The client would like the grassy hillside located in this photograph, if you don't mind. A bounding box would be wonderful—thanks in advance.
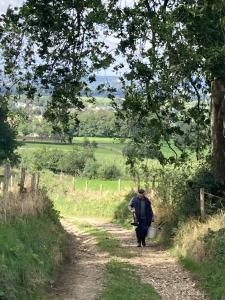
[0,189,67,300]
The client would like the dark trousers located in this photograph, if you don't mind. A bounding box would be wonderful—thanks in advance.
[135,219,149,243]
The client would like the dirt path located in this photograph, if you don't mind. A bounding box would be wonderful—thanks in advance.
[94,221,209,300]
[47,220,108,300]
[48,218,209,300]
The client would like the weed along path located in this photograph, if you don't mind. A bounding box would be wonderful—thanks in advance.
[48,218,209,300]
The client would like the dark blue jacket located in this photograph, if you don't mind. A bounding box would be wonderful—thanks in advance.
[130,196,153,226]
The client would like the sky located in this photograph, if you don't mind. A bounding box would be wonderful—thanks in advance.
[0,0,23,13]
[0,0,128,77]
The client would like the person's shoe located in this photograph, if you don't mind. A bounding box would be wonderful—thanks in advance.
[137,242,141,247]
[141,239,146,247]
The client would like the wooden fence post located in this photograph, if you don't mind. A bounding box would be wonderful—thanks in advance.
[73,177,75,191]
[36,173,40,190]
[19,168,26,193]
[100,184,103,195]
[118,179,121,192]
[200,188,205,220]
[3,164,11,194]
[31,173,36,192]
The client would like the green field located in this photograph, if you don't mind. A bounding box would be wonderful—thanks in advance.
[73,178,136,192]
[17,138,183,179]
[18,137,178,160]
[18,137,127,166]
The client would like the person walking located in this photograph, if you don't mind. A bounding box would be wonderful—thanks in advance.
[128,188,154,247]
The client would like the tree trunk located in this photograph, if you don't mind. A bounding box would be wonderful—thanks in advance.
[211,79,225,185]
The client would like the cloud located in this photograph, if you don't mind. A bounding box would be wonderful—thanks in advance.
[0,0,23,13]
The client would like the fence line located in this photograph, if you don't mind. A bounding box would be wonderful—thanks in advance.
[0,165,44,220]
[72,178,131,194]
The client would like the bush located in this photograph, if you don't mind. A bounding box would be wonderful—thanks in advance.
[20,148,96,175]
[91,141,98,148]
[155,160,221,225]
[20,148,63,172]
[100,164,122,179]
[59,149,95,175]
[83,161,101,179]
[82,138,91,147]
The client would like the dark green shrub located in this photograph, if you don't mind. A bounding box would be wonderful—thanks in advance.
[155,160,221,224]
[91,141,98,148]
[83,161,101,179]
[58,149,95,175]
[100,165,122,179]
[82,138,91,147]
[20,148,95,175]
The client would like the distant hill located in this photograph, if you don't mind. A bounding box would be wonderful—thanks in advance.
[1,75,124,98]
[89,75,124,97]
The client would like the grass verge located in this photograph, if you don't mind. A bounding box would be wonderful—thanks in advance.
[98,260,161,300]
[179,255,225,300]
[0,211,67,299]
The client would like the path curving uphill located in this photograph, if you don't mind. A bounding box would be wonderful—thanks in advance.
[47,218,209,300]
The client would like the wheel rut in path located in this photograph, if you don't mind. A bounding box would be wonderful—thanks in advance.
[47,220,108,300]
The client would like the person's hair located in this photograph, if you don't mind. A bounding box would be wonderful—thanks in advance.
[138,188,145,194]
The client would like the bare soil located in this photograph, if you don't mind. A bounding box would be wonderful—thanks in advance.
[47,218,209,300]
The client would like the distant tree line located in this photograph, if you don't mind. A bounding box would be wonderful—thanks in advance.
[20,147,123,179]
[16,109,128,139]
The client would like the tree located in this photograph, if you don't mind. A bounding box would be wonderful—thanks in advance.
[0,96,18,164]
[107,0,225,183]
[0,0,112,137]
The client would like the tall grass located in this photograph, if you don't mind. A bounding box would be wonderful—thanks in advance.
[174,212,225,299]
[0,172,68,299]
[0,173,53,220]
[0,188,48,220]
[174,212,225,261]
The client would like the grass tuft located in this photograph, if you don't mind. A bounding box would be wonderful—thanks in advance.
[98,260,161,300]
[77,223,134,258]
